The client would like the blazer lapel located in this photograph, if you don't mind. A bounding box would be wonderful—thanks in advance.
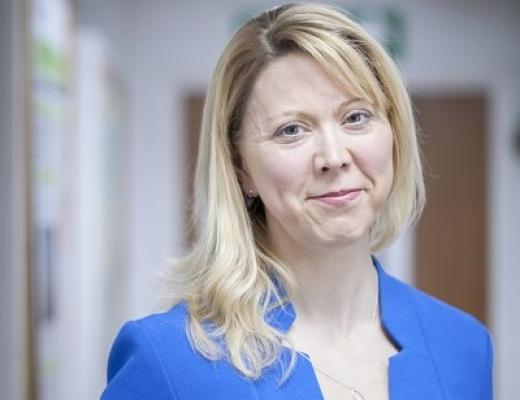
[376,258,445,400]
[388,349,444,399]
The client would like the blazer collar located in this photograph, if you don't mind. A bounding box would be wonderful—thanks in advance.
[374,257,445,399]
[375,256,430,358]
[266,256,428,346]
[266,256,445,399]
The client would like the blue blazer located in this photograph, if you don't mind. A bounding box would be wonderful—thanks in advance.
[101,258,493,399]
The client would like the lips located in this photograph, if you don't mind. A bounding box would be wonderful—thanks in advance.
[310,189,362,199]
[308,189,363,207]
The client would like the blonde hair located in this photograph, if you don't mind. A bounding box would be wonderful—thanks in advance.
[164,3,425,380]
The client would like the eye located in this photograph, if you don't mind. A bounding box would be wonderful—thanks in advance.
[344,110,373,126]
[275,123,303,137]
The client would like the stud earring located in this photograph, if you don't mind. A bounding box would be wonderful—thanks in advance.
[245,189,256,209]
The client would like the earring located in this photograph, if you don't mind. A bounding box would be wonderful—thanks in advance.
[245,189,256,209]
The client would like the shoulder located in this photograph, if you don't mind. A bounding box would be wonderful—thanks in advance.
[401,277,488,332]
[385,274,494,398]
[127,301,193,355]
[101,302,256,400]
[101,302,190,399]
[380,266,491,347]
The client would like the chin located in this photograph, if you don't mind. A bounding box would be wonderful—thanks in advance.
[316,215,378,248]
[313,229,369,249]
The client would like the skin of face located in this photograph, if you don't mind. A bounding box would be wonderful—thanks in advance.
[237,52,394,251]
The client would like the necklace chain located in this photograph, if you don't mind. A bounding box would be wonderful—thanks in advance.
[298,284,379,400]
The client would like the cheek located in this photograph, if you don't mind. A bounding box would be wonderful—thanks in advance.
[249,150,307,195]
[373,139,394,176]
[374,127,394,167]
[357,128,394,186]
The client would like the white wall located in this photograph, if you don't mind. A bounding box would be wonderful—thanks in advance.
[75,0,520,398]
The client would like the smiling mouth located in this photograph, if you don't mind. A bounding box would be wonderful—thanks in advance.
[310,189,362,198]
[308,189,363,206]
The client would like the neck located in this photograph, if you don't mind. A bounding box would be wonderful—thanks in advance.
[268,227,378,336]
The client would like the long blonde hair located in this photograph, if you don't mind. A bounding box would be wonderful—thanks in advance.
[164,3,425,380]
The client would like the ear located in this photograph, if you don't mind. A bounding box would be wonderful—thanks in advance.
[232,150,256,195]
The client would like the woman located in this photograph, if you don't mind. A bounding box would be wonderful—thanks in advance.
[101,4,493,399]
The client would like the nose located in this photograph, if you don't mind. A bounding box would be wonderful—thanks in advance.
[313,127,352,174]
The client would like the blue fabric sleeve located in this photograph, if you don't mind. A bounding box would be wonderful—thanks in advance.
[100,321,179,400]
[479,331,494,400]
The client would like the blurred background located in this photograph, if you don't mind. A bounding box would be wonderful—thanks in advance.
[1,0,519,399]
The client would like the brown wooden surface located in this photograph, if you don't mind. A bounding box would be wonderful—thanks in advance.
[414,94,487,324]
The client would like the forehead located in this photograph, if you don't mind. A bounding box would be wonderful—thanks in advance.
[246,52,364,118]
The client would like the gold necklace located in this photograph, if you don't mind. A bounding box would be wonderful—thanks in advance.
[298,286,379,400]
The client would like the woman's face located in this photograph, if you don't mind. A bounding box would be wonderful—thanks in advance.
[237,52,394,249]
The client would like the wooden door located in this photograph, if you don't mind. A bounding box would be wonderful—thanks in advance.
[413,94,487,324]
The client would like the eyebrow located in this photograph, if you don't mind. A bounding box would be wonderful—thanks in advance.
[266,97,367,122]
